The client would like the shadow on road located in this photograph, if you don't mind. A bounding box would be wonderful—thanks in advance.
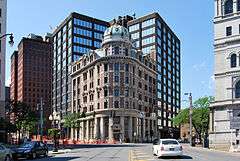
[159,155,193,160]
[58,143,145,149]
[27,156,80,161]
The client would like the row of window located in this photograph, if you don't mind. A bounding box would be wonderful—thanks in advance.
[74,27,92,37]
[73,45,90,54]
[142,36,155,46]
[73,36,92,46]
[94,24,107,32]
[73,18,92,28]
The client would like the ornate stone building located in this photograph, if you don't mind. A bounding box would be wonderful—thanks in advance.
[71,22,158,142]
[209,0,240,149]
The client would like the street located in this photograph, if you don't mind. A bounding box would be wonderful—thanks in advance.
[25,144,240,161]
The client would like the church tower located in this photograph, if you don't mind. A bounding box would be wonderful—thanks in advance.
[210,0,240,150]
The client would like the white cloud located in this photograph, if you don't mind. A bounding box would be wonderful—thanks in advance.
[208,75,215,90]
[193,61,206,71]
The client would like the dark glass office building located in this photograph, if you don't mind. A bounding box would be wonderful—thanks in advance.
[52,12,109,118]
[127,12,181,138]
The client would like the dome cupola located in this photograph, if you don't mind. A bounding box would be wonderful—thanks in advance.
[102,19,131,46]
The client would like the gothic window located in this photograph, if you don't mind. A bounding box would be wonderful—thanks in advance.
[237,0,240,11]
[224,0,233,15]
[230,54,236,68]
[235,81,240,98]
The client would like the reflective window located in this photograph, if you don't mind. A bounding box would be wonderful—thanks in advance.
[73,55,81,62]
[142,45,155,54]
[94,32,103,40]
[73,45,90,54]
[94,41,101,48]
[142,18,155,28]
[73,36,92,46]
[114,63,120,71]
[142,27,155,37]
[114,88,120,96]
[74,27,92,37]
[142,37,155,46]
[131,32,140,40]
[94,24,107,32]
[129,24,139,32]
[73,18,92,28]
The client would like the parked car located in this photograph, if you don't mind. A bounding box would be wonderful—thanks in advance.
[0,143,13,161]
[152,139,183,157]
[12,141,48,160]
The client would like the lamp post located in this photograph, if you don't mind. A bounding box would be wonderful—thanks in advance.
[184,92,193,146]
[0,33,14,46]
[49,111,61,152]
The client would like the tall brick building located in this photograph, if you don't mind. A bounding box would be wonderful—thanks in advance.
[10,34,53,130]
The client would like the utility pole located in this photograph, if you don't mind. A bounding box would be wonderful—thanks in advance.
[185,92,193,146]
[189,93,193,146]
[40,98,44,141]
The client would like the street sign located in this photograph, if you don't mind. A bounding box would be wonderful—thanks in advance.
[230,116,240,129]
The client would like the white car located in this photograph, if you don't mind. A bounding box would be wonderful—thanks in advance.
[152,139,183,157]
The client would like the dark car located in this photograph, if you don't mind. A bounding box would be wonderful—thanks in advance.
[12,141,48,160]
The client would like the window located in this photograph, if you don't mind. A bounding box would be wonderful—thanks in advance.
[142,37,155,46]
[231,54,237,68]
[142,18,155,28]
[131,32,139,40]
[115,75,119,83]
[94,32,103,40]
[74,27,92,37]
[226,26,232,36]
[238,0,240,11]
[236,81,240,98]
[142,27,155,37]
[104,101,108,109]
[114,63,119,71]
[129,24,139,32]
[224,0,233,15]
[94,24,107,32]
[114,101,119,108]
[104,63,108,71]
[114,88,119,96]
[114,46,119,55]
[74,18,92,28]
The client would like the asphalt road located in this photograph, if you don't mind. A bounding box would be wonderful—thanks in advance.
[26,144,240,161]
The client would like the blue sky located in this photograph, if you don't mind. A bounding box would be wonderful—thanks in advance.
[6,0,214,105]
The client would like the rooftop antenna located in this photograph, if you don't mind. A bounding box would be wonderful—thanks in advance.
[133,13,136,19]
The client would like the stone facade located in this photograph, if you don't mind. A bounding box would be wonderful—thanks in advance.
[70,23,158,142]
[209,0,240,149]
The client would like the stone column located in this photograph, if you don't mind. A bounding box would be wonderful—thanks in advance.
[70,128,74,140]
[109,117,114,141]
[143,119,146,142]
[147,119,150,141]
[120,116,125,141]
[79,122,83,140]
[100,117,105,140]
[94,117,99,139]
[128,117,133,142]
[86,120,89,140]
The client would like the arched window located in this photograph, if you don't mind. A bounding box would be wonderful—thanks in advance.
[224,0,233,15]
[231,54,236,68]
[235,81,240,98]
[237,0,240,11]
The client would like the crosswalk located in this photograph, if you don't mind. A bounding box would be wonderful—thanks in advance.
[129,148,156,161]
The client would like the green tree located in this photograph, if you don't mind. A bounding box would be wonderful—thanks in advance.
[63,112,85,139]
[172,96,214,144]
[9,101,38,143]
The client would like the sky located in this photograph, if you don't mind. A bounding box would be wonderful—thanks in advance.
[6,0,214,105]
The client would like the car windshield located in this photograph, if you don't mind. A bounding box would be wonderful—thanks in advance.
[20,142,35,148]
[162,140,179,145]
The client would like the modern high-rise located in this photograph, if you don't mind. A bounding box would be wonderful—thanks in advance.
[0,0,7,119]
[127,13,181,138]
[209,0,240,150]
[52,12,109,119]
[10,34,53,130]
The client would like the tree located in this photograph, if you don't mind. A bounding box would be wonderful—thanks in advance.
[172,96,214,144]
[9,101,38,143]
[63,112,85,139]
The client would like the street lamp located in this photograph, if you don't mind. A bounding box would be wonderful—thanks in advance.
[49,111,61,152]
[184,92,193,146]
[0,33,14,46]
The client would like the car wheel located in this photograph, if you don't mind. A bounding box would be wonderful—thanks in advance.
[5,155,11,161]
[32,152,37,159]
